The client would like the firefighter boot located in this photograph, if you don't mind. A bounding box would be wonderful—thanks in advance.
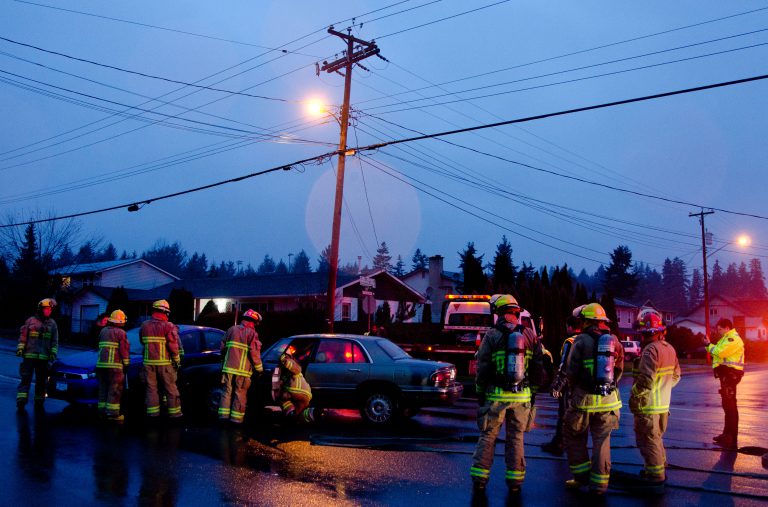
[541,439,564,456]
[16,400,26,411]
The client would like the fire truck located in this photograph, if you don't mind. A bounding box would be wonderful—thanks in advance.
[399,295,537,376]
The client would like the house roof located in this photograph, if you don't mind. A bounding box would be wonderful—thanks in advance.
[338,269,425,303]
[53,259,179,280]
[401,267,463,283]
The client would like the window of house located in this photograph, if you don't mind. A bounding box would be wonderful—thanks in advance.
[710,308,718,316]
[341,302,351,321]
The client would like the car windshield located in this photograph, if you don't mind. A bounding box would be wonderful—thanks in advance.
[262,338,291,363]
[127,328,143,355]
[377,339,411,360]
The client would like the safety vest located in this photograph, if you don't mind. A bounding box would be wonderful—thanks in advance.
[96,326,130,369]
[139,318,180,366]
[221,324,263,377]
[476,323,540,403]
[706,329,745,371]
[567,329,623,413]
[19,315,58,360]
[630,340,680,415]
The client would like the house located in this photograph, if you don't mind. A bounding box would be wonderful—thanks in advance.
[674,295,768,341]
[69,286,158,334]
[400,255,463,322]
[613,298,676,341]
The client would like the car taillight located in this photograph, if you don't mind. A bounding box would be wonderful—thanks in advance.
[431,367,456,387]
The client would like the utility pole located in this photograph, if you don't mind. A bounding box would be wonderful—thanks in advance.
[690,209,715,341]
[320,27,380,332]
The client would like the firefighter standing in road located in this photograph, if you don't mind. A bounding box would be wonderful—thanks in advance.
[16,298,59,410]
[470,294,544,494]
[140,299,183,418]
[276,348,315,423]
[96,310,131,421]
[543,306,585,455]
[563,302,624,495]
[704,318,745,449]
[630,308,681,484]
[218,309,263,424]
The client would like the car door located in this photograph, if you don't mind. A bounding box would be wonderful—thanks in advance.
[304,338,371,406]
[179,329,204,366]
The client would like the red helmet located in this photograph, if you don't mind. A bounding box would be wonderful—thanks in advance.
[635,308,665,334]
[242,309,262,324]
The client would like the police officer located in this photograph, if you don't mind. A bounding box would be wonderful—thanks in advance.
[470,294,544,494]
[17,298,59,410]
[543,306,585,455]
[96,310,130,422]
[140,299,182,418]
[563,302,624,495]
[704,318,745,449]
[218,309,263,424]
[630,309,681,484]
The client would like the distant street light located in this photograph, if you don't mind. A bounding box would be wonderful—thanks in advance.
[737,234,752,248]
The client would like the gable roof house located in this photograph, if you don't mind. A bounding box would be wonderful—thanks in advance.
[613,298,676,341]
[400,255,463,323]
[674,295,768,341]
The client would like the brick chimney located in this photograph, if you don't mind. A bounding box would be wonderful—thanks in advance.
[428,255,443,291]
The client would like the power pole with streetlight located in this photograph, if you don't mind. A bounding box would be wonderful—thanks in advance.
[318,27,381,332]
[690,209,715,341]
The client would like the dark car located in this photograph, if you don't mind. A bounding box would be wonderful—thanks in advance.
[47,324,225,410]
[184,333,463,425]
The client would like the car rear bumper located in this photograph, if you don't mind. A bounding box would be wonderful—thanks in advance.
[401,382,464,407]
[47,376,98,405]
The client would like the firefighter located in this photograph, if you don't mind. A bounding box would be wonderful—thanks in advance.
[563,302,624,495]
[704,318,745,449]
[139,299,183,418]
[543,305,585,455]
[630,308,681,484]
[470,294,544,494]
[218,309,264,424]
[16,298,59,410]
[276,347,315,423]
[96,310,131,422]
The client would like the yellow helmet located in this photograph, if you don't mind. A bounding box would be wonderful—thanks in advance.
[38,298,57,309]
[490,294,520,314]
[152,299,170,314]
[108,309,127,325]
[580,302,610,322]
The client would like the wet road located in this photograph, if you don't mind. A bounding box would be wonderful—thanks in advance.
[1,342,767,506]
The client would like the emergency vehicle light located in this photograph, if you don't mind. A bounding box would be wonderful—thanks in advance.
[444,294,491,301]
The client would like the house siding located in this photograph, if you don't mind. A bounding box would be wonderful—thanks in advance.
[101,262,176,289]
[72,291,109,334]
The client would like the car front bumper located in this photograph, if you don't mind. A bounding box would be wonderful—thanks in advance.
[401,382,464,407]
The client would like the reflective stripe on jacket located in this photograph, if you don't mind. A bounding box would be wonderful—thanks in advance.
[706,329,745,371]
[565,327,624,413]
[19,315,59,360]
[220,324,263,377]
[475,323,543,403]
[279,353,311,400]
[139,318,180,366]
[96,325,130,369]
[630,340,680,414]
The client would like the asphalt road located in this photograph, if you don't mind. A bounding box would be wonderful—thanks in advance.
[0,340,766,506]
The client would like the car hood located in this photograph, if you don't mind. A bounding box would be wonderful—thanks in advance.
[55,350,98,371]
[391,357,453,370]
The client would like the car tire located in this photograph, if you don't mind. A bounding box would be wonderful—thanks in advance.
[205,384,223,416]
[360,391,397,425]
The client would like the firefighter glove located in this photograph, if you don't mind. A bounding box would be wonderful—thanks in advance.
[16,344,24,357]
[171,358,180,370]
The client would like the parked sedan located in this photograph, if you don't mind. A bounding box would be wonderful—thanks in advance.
[47,325,225,410]
[184,334,463,425]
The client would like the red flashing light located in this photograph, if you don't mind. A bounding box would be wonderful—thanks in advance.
[445,294,491,301]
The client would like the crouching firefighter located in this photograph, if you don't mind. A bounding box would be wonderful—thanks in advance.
[629,308,681,485]
[96,310,130,421]
[276,348,316,423]
[17,298,59,410]
[563,302,624,495]
[218,309,263,424]
[470,294,544,494]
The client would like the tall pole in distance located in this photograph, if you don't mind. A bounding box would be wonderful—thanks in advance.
[690,209,714,341]
[320,28,380,332]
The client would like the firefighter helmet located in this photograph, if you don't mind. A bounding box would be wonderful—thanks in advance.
[242,309,262,324]
[38,298,57,309]
[108,309,127,326]
[580,302,610,322]
[635,308,665,334]
[152,299,171,314]
[490,294,520,314]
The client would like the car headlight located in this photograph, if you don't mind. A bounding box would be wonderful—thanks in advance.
[86,372,97,379]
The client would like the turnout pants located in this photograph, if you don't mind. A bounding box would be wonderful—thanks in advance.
[564,408,619,492]
[279,389,312,423]
[552,389,570,446]
[141,364,182,417]
[219,373,251,423]
[97,368,125,417]
[17,358,49,405]
[470,401,531,487]
[634,413,669,481]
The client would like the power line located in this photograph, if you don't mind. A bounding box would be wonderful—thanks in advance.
[351,72,768,221]
[375,0,511,39]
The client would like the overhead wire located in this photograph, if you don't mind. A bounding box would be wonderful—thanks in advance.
[351,122,381,249]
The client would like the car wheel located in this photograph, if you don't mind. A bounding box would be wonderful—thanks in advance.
[205,384,223,416]
[360,392,397,425]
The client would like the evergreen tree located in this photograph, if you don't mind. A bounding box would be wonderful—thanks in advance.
[604,245,637,299]
[316,245,332,273]
[737,262,750,292]
[660,257,688,313]
[458,242,486,295]
[710,260,724,296]
[689,268,703,309]
[120,250,129,260]
[99,243,118,261]
[184,252,208,278]
[219,261,236,277]
[375,301,393,326]
[341,261,361,275]
[748,258,767,298]
[257,254,276,274]
[13,224,45,279]
[291,250,312,274]
[76,241,96,264]
[106,286,129,315]
[723,262,739,297]
[372,242,392,272]
[491,235,515,293]
[56,244,75,268]
[392,255,406,277]
[142,240,187,276]
[275,260,288,274]
[242,263,256,276]
[411,248,429,271]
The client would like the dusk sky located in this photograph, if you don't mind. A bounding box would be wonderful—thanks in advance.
[2,0,768,274]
